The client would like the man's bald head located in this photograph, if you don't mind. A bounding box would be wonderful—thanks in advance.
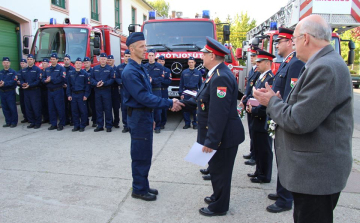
[298,15,332,42]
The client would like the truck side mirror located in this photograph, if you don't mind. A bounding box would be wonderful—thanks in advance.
[94,37,100,49]
[348,40,355,65]
[93,48,101,56]
[128,25,135,33]
[23,48,29,55]
[251,37,259,46]
[23,37,29,48]
[223,25,230,42]
[236,48,242,59]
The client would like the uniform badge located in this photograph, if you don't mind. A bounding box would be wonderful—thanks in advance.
[250,81,253,87]
[217,87,227,98]
[39,73,42,79]
[290,78,298,88]
[63,71,66,78]
[14,75,18,81]
[201,103,205,110]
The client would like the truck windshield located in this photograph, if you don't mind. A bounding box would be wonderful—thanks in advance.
[33,27,88,62]
[143,21,214,51]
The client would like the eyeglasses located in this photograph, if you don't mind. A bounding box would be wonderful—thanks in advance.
[291,34,304,41]
[274,39,289,46]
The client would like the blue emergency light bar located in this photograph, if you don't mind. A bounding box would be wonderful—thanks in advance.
[81,18,89,24]
[202,10,210,19]
[50,18,57,25]
[149,11,156,20]
[270,22,277,30]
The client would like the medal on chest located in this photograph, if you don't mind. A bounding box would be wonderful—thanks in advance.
[201,103,205,110]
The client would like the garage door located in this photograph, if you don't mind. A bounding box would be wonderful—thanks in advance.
[0,15,20,71]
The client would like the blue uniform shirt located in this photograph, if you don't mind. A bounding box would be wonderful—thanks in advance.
[143,62,164,89]
[90,64,115,87]
[122,58,173,109]
[179,68,202,95]
[19,65,42,88]
[66,69,91,98]
[0,68,17,90]
[42,64,66,89]
[161,66,172,88]
[64,65,75,75]
[115,63,127,86]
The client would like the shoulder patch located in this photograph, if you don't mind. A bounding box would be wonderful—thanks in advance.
[290,78,298,88]
[217,87,227,98]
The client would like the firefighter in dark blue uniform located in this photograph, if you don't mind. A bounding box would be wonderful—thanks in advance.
[179,57,202,129]
[42,53,66,131]
[83,57,96,127]
[266,28,305,213]
[241,46,261,166]
[195,37,245,216]
[157,55,172,129]
[63,54,75,126]
[18,59,28,123]
[143,49,164,133]
[0,57,18,127]
[122,32,181,201]
[90,53,114,132]
[108,54,121,128]
[115,49,131,133]
[19,54,42,129]
[67,57,91,132]
[41,58,50,123]
[246,49,275,184]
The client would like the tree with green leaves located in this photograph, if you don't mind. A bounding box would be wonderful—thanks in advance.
[148,0,170,17]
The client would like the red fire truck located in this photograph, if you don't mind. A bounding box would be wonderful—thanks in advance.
[130,10,243,97]
[23,18,127,68]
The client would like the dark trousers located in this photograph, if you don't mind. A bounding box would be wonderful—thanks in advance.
[253,131,273,182]
[183,94,197,126]
[247,113,255,159]
[120,88,127,128]
[41,87,49,121]
[64,88,72,124]
[128,109,154,194]
[292,192,340,223]
[0,90,18,125]
[48,88,66,127]
[111,86,121,126]
[160,90,168,127]
[95,89,113,129]
[71,93,88,129]
[24,88,42,126]
[89,88,96,123]
[276,176,293,208]
[208,146,238,213]
[152,90,162,130]
[19,88,27,120]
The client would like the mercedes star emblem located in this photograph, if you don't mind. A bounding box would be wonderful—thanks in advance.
[171,62,183,74]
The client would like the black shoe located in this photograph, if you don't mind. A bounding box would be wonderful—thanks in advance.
[113,124,120,128]
[10,124,17,128]
[48,125,57,130]
[193,125,198,129]
[148,188,158,195]
[27,124,35,129]
[94,127,104,132]
[155,129,160,134]
[41,120,49,124]
[247,172,257,178]
[72,127,80,132]
[204,197,214,205]
[199,207,226,217]
[3,124,11,128]
[200,169,210,175]
[250,177,269,184]
[57,125,64,131]
[79,128,85,132]
[106,128,112,132]
[122,127,129,133]
[92,123,97,127]
[243,153,252,159]
[20,119,28,123]
[131,192,156,201]
[245,158,256,166]
[266,203,292,213]
[183,125,190,129]
[268,193,279,201]
[202,174,211,181]
[34,125,41,129]
[160,126,165,129]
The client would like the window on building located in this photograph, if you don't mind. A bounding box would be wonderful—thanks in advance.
[115,0,121,29]
[91,0,99,21]
[132,7,136,26]
[143,14,147,23]
[52,0,65,9]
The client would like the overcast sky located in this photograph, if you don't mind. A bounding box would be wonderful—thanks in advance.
[166,0,290,25]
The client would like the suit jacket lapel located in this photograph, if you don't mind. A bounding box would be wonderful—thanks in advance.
[197,70,215,99]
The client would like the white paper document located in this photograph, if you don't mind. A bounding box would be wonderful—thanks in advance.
[183,90,197,97]
[184,142,216,167]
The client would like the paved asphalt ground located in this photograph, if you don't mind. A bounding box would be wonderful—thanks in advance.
[0,91,360,223]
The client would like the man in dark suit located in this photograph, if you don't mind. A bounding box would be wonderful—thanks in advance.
[196,36,245,216]
[246,50,275,184]
[253,15,353,223]
[266,28,305,213]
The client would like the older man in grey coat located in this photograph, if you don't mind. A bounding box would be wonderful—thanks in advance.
[253,15,353,223]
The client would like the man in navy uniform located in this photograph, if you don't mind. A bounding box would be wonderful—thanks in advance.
[122,32,182,201]
[108,54,121,129]
[63,54,75,126]
[67,57,91,132]
[266,27,304,213]
[0,57,18,128]
[83,57,96,127]
[179,56,202,129]
[195,37,245,217]
[90,53,114,132]
[157,55,172,129]
[41,58,50,124]
[246,49,275,184]
[241,46,261,166]
[115,49,131,133]
[143,49,164,133]
[17,59,28,123]
[42,53,66,131]
[19,54,42,129]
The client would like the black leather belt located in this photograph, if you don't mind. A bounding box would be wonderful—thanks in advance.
[152,88,161,91]
[185,88,197,91]
[127,107,153,117]
[49,87,63,92]
[0,88,15,92]
[161,88,167,90]
[97,86,111,90]
[25,87,40,91]
[73,90,85,94]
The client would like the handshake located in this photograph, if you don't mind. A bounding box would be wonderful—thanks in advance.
[171,98,185,112]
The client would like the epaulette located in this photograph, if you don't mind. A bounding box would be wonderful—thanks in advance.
[217,69,220,76]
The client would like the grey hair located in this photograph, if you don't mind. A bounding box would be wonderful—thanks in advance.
[215,55,225,62]
[299,18,332,42]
